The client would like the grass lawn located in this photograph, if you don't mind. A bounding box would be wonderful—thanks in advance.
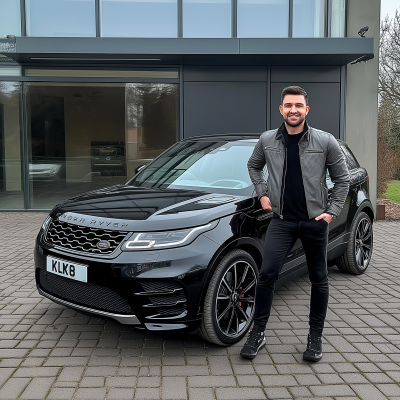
[384,180,400,204]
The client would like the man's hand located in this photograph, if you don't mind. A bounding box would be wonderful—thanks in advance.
[315,213,333,224]
[260,196,272,211]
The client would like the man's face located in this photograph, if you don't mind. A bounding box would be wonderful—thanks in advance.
[279,94,310,128]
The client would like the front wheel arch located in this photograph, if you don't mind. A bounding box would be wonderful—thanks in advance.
[196,237,262,316]
[198,249,258,345]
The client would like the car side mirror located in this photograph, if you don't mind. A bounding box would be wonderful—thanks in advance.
[135,165,146,174]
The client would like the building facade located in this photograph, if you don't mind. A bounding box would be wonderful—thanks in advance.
[0,0,379,211]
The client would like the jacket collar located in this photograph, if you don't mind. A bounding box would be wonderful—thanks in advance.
[275,120,310,142]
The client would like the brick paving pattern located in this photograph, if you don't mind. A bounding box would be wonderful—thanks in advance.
[1,213,400,399]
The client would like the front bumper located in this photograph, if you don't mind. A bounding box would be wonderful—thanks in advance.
[34,232,220,331]
[38,286,140,325]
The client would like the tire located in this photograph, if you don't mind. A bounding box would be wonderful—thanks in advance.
[198,249,258,346]
[336,211,373,275]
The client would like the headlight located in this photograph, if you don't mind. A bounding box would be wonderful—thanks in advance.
[41,215,52,231]
[122,221,218,251]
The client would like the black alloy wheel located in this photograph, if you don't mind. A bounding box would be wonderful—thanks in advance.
[336,211,373,275]
[198,249,258,346]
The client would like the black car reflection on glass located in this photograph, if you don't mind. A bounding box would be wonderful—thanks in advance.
[34,134,374,346]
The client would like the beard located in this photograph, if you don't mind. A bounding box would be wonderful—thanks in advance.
[284,113,305,128]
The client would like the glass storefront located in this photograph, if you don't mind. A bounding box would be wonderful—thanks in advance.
[26,83,179,209]
[0,81,179,210]
[237,0,289,38]
[0,82,24,209]
[100,0,178,38]
[26,0,96,37]
[0,0,21,37]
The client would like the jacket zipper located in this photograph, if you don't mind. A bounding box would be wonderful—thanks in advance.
[299,150,311,218]
[280,146,288,219]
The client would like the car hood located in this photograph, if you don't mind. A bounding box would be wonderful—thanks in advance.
[51,185,253,231]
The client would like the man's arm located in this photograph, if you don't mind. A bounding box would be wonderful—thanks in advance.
[325,136,350,218]
[247,138,268,200]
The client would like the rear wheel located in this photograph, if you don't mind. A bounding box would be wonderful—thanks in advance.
[198,250,258,346]
[336,211,373,275]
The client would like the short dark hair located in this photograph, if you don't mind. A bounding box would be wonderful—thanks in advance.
[281,86,308,106]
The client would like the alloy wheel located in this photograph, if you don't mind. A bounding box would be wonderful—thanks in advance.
[354,217,373,270]
[215,261,257,338]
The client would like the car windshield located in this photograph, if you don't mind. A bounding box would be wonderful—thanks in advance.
[127,139,258,196]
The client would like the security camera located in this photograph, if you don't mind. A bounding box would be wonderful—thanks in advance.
[358,27,369,37]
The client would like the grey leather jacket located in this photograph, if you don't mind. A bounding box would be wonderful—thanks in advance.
[247,123,350,219]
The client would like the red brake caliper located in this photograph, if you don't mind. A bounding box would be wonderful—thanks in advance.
[239,286,243,306]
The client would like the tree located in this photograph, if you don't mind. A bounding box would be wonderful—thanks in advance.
[379,11,400,108]
[377,10,400,196]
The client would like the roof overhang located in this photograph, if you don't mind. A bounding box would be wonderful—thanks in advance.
[1,37,374,66]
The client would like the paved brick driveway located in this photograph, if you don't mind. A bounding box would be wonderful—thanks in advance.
[1,213,400,400]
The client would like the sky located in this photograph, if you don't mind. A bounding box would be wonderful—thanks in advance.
[380,0,399,19]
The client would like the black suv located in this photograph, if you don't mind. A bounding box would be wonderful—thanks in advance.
[34,134,373,346]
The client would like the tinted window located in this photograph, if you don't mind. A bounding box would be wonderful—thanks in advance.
[25,82,179,209]
[183,0,231,38]
[340,144,359,170]
[237,0,289,38]
[100,0,177,37]
[26,0,96,37]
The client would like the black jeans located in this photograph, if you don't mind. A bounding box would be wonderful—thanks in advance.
[253,217,329,334]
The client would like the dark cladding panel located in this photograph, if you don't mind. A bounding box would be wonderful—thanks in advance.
[183,66,267,82]
[271,83,340,138]
[184,82,267,137]
[271,66,340,82]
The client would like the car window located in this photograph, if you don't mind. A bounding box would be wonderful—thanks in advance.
[128,140,256,196]
[340,144,359,170]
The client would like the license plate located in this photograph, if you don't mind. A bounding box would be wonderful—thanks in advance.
[46,256,88,283]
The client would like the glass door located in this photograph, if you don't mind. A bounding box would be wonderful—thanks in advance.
[0,82,24,209]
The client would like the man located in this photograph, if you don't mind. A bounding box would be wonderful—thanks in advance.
[241,86,350,362]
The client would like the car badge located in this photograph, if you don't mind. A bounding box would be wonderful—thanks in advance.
[96,240,111,250]
[106,157,111,161]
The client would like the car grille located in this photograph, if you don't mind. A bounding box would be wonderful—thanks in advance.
[38,269,134,315]
[148,292,186,306]
[156,307,187,316]
[139,280,188,319]
[141,281,182,292]
[46,219,128,254]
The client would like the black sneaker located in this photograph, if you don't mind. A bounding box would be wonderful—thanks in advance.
[303,331,323,362]
[240,327,266,359]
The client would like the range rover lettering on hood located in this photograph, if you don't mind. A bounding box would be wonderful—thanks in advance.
[58,212,134,231]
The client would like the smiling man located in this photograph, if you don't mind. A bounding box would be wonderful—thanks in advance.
[241,86,350,362]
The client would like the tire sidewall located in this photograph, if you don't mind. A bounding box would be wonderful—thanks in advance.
[349,211,373,274]
[205,250,258,345]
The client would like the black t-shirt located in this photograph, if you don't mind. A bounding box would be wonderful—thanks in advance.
[274,125,309,220]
